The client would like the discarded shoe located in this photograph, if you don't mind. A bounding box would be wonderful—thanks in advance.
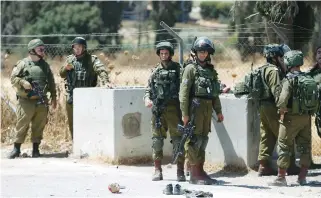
[163,183,173,195]
[173,184,183,195]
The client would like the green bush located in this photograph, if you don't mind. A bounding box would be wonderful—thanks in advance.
[200,1,233,20]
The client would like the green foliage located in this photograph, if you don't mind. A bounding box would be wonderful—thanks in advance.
[200,1,233,20]
[1,1,124,55]
[150,1,192,46]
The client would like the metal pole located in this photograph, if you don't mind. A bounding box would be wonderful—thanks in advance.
[159,21,184,66]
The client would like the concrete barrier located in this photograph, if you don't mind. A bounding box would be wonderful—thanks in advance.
[73,88,260,167]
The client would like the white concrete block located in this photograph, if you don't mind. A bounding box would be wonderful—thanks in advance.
[73,88,260,167]
[208,94,260,168]
[73,87,173,161]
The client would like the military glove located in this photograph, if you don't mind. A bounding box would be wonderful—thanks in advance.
[20,80,32,90]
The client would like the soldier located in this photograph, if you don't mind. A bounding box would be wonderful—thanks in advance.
[306,46,321,169]
[143,41,186,182]
[179,37,223,185]
[8,39,57,159]
[270,50,319,186]
[59,37,111,140]
[252,44,300,176]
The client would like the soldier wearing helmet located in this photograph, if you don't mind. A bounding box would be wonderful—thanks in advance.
[59,37,111,139]
[269,50,318,186]
[179,37,224,185]
[8,38,57,159]
[306,46,321,169]
[245,43,302,177]
[143,41,186,183]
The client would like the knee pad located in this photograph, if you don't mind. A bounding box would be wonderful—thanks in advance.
[188,135,202,150]
[200,136,209,151]
[152,137,164,152]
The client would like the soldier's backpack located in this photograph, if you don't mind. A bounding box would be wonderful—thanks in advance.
[291,73,319,114]
[234,64,272,100]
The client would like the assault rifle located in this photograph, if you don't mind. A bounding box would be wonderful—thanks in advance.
[150,83,168,135]
[172,98,200,164]
[66,70,74,104]
[26,79,48,107]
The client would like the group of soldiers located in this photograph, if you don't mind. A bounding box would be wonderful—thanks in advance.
[7,37,111,159]
[6,35,321,188]
[143,39,321,187]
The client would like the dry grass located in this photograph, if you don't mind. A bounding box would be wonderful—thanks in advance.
[1,49,320,160]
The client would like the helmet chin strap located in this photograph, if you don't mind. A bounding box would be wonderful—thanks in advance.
[196,54,211,65]
[73,48,86,58]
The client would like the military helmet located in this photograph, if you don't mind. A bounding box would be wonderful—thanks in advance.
[284,50,304,68]
[156,41,174,56]
[72,37,87,48]
[263,43,291,58]
[192,37,215,55]
[27,39,44,51]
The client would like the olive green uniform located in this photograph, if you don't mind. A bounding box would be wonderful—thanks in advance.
[306,65,321,168]
[143,62,182,162]
[276,73,312,169]
[11,57,57,143]
[59,53,109,139]
[179,63,221,165]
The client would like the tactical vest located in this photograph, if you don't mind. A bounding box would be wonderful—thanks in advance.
[16,58,49,98]
[234,64,277,100]
[193,64,220,99]
[152,63,180,100]
[67,54,97,89]
[287,72,320,115]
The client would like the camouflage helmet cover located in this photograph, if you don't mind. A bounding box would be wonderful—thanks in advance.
[284,50,304,68]
[263,43,291,58]
[156,41,174,56]
[192,37,215,55]
[27,39,44,51]
[72,37,87,48]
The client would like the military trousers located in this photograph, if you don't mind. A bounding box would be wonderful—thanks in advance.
[277,114,312,169]
[65,101,73,140]
[258,104,296,163]
[151,100,184,163]
[14,98,48,144]
[184,98,212,165]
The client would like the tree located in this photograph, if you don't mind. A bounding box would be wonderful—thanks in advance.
[22,2,103,56]
[256,1,315,51]
[150,1,192,46]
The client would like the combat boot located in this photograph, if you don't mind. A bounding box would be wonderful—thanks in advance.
[268,168,287,186]
[200,162,218,184]
[287,161,300,175]
[177,160,186,182]
[297,166,308,186]
[185,160,191,177]
[189,164,216,185]
[32,143,41,158]
[258,160,277,176]
[7,143,21,159]
[152,160,163,181]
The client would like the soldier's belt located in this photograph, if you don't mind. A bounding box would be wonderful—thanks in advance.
[194,97,212,103]
[17,95,40,100]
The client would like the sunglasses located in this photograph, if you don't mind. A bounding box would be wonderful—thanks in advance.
[37,48,45,52]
